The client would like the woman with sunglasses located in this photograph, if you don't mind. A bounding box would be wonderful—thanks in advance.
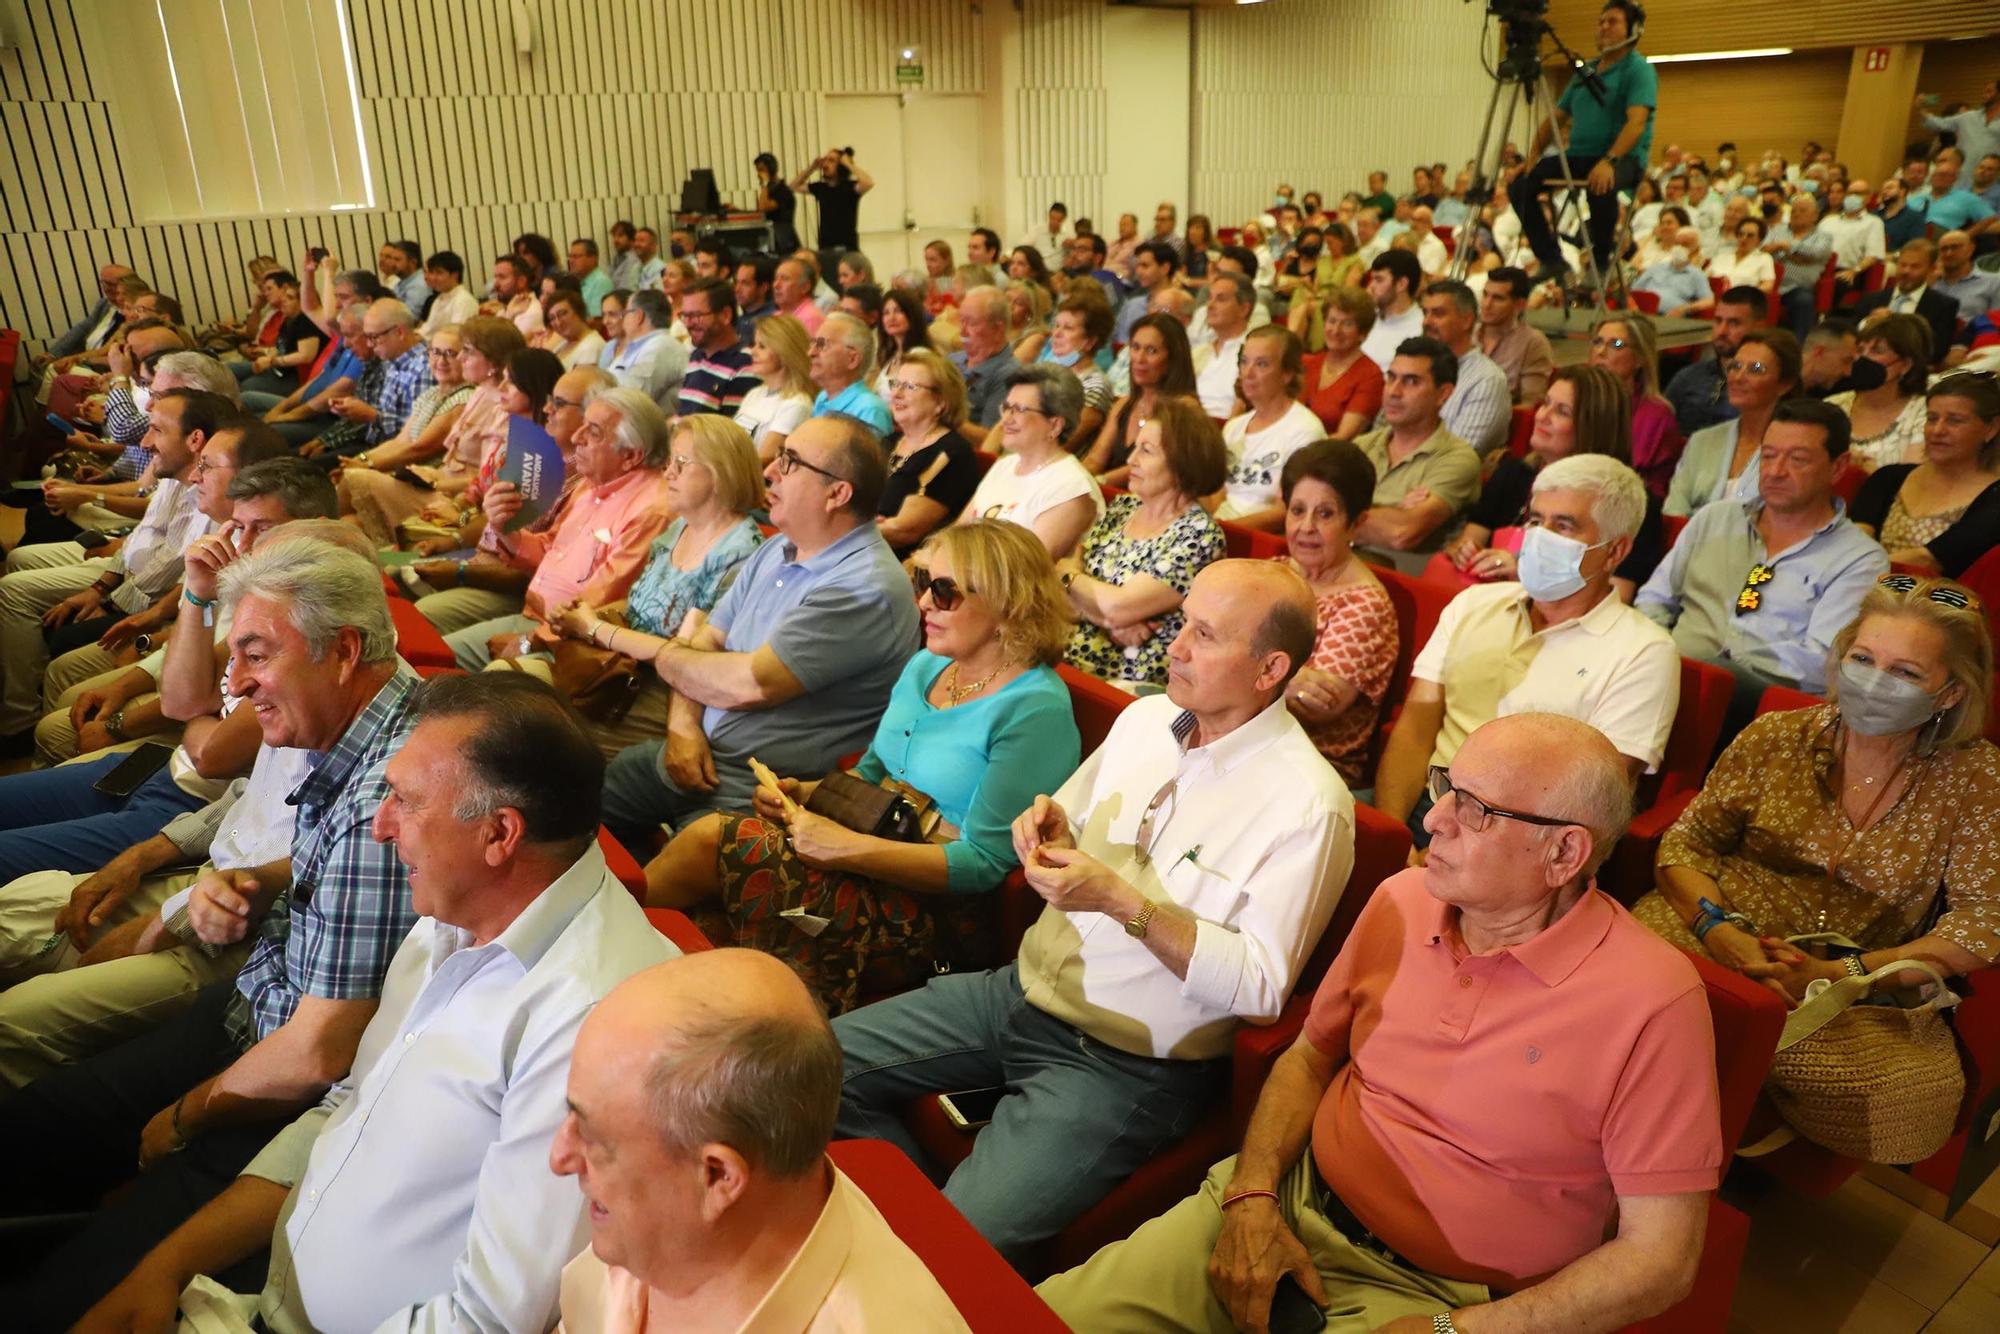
[1633,575,1999,1160]
[540,414,766,754]
[1664,328,1802,518]
[1060,397,1228,689]
[876,348,980,558]
[644,519,1080,1013]
[1850,372,2000,578]
[1588,312,1684,499]
[337,326,478,539]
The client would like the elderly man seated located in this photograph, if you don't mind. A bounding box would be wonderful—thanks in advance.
[1039,713,1721,1334]
[70,675,676,1334]
[440,385,673,671]
[832,560,1355,1260]
[552,949,969,1329]
[952,285,1019,444]
[296,297,433,466]
[807,311,893,436]
[0,538,422,1329]
[1376,456,1679,851]
[1632,227,1715,319]
[602,288,688,410]
[599,415,917,850]
[1349,337,1481,574]
[1638,398,1887,711]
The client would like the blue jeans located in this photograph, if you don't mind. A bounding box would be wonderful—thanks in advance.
[0,755,208,883]
[832,964,1224,1261]
[601,738,753,852]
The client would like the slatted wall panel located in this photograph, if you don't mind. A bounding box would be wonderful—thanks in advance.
[1015,0,1106,230]
[1546,0,1994,55]
[1641,49,1856,166]
[0,0,982,351]
[1191,0,1493,228]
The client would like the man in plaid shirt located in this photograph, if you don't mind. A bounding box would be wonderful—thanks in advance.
[0,537,421,1327]
[301,298,433,465]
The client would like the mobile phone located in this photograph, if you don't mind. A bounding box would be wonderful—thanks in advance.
[1267,1273,1328,1334]
[47,412,76,435]
[308,246,329,263]
[91,741,175,799]
[937,1086,1006,1130]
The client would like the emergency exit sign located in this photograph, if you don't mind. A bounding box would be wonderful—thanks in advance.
[1863,47,1890,72]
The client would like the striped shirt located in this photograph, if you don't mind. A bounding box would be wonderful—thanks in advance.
[224,666,422,1049]
[110,476,213,613]
[676,341,758,418]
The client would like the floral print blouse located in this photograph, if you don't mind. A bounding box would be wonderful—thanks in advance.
[624,516,765,637]
[1064,494,1225,687]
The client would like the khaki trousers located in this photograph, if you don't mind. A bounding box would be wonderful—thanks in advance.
[0,547,111,733]
[413,585,523,635]
[1037,1154,1489,1333]
[35,664,177,765]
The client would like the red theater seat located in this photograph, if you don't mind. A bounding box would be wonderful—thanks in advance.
[388,597,456,671]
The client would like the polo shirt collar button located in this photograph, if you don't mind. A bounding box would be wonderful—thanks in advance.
[1458,975,1473,988]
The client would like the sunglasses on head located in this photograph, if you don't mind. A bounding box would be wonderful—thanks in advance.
[910,566,965,611]
[1877,573,1979,611]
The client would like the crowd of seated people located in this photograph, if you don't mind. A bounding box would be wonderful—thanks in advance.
[4,97,2000,1328]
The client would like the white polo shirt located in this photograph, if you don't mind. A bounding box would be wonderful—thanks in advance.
[1018,694,1355,1061]
[1413,581,1680,773]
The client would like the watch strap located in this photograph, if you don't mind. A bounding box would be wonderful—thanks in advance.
[1125,900,1157,939]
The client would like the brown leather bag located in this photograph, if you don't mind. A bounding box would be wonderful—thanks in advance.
[545,640,645,724]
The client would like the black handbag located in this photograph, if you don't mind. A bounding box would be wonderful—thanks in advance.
[804,771,944,842]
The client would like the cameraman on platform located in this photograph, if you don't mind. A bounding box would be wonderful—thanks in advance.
[1508,0,1655,287]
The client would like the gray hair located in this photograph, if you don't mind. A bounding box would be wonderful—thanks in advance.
[585,385,672,468]
[629,288,673,330]
[216,536,397,663]
[958,285,1008,328]
[644,1007,843,1179]
[819,311,876,381]
[334,268,376,292]
[152,351,242,404]
[227,458,339,519]
[1532,454,1647,543]
[367,296,415,329]
[1425,279,1478,317]
[338,300,372,330]
[259,517,377,559]
[1006,363,1084,440]
[1209,270,1255,308]
[889,268,925,295]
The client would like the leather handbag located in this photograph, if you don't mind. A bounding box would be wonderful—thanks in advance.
[804,771,947,843]
[545,640,644,724]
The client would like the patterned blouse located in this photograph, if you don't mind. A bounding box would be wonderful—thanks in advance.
[1064,494,1225,687]
[623,516,765,637]
[403,381,475,444]
[1826,391,1928,472]
[1278,563,1400,785]
[1640,704,2000,964]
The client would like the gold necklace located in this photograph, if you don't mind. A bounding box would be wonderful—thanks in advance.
[944,661,1002,707]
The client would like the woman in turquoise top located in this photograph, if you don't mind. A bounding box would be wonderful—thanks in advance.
[648,520,1082,1012]
[546,415,765,757]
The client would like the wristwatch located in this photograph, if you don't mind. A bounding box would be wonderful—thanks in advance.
[105,706,129,742]
[1124,900,1157,939]
[1433,1313,1460,1334]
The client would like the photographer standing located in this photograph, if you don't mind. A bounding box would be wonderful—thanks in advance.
[1508,1,1655,287]
[793,147,874,253]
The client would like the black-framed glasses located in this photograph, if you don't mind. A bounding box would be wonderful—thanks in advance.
[911,566,965,610]
[1426,766,1580,835]
[998,401,1054,420]
[776,447,843,483]
[1736,562,1775,615]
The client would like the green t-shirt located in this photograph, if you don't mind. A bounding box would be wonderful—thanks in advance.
[1557,51,1657,165]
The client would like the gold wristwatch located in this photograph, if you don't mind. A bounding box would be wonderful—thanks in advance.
[1124,900,1157,939]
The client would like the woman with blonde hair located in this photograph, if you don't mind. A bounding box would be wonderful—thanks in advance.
[546,412,767,754]
[878,347,980,557]
[734,313,815,463]
[645,518,1083,1012]
[1634,574,1999,1161]
[1006,278,1054,362]
[922,238,957,315]
[1589,312,1684,498]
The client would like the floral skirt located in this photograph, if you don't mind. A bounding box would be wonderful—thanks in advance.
[709,814,998,1014]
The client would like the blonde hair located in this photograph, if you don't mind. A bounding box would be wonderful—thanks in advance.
[894,347,969,430]
[1828,577,1993,748]
[752,313,814,397]
[1594,312,1664,400]
[916,519,1075,666]
[1007,281,1051,335]
[672,414,767,514]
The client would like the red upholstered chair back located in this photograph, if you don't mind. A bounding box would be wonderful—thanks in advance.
[1372,567,1452,723]
[1959,546,2000,642]
[1219,520,1258,560]
[1629,288,1661,315]
[1686,954,1787,1149]
[1755,684,1821,718]
[1642,657,1734,811]
[1662,512,1687,548]
[1506,404,1536,457]
[1245,527,1287,561]
[387,597,457,671]
[971,449,998,478]
[1312,803,1414,989]
[1056,662,1135,755]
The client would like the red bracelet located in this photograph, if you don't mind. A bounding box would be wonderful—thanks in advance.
[1221,1188,1279,1209]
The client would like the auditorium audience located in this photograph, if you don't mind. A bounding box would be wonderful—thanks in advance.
[1041,715,1716,1334]
[1589,312,1685,498]
[1850,372,2000,578]
[873,286,934,400]
[676,277,760,418]
[1379,454,1676,847]
[1708,216,1777,293]
[875,347,981,558]
[1090,312,1201,485]
[1350,337,1479,573]
[598,415,917,852]
[1268,440,1399,787]
[1634,575,1996,1158]
[1851,240,1958,367]
[1297,286,1382,440]
[950,286,1019,444]
[537,288,607,370]
[1664,285,1767,436]
[808,311,893,436]
[601,289,687,411]
[1192,272,1254,420]
[1665,327,1801,518]
[733,312,815,462]
[488,253,545,338]
[1418,280,1511,455]
[400,345,562,555]
[650,521,1078,1012]
[1213,326,1322,529]
[1062,398,1227,688]
[334,326,476,527]
[959,364,1103,559]
[1640,398,1889,698]
[834,559,1354,1259]
[300,297,433,464]
[1825,313,1932,470]
[1115,242,1182,348]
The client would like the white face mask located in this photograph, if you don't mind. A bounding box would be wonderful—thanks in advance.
[1668,246,1690,269]
[1517,524,1611,603]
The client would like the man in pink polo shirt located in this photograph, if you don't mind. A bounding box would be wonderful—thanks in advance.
[1040,712,1722,1333]
[444,385,673,671]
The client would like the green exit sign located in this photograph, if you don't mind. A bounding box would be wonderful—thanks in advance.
[896,63,924,86]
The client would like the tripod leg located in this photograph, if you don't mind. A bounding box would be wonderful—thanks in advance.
[1451,79,1519,282]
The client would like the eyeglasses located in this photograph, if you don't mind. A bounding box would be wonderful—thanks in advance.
[548,394,584,412]
[1736,562,1776,615]
[430,346,460,359]
[1425,766,1581,835]
[1590,335,1630,352]
[998,402,1054,420]
[664,454,697,476]
[1724,359,1771,376]
[775,447,843,483]
[1877,573,1979,611]
[888,378,936,395]
[910,566,966,610]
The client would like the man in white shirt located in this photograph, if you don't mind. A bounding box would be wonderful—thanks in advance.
[1358,250,1424,367]
[1375,455,1678,849]
[1821,182,1887,292]
[832,560,1355,1261]
[1418,280,1512,455]
[1023,201,1072,272]
[416,250,478,339]
[72,674,677,1334]
[1407,205,1450,277]
[603,289,689,410]
[1193,271,1253,419]
[1686,167,1725,254]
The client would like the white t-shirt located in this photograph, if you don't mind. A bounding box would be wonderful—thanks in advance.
[1195,332,1246,418]
[1706,249,1775,289]
[964,451,1104,538]
[1216,402,1324,520]
[733,384,813,454]
[1359,303,1423,369]
[418,285,479,339]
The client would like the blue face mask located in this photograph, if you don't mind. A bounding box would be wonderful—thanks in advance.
[1274,195,1292,210]
[1045,345,1082,367]
[1801,179,1821,195]
[1843,195,1865,215]
[1517,524,1611,603]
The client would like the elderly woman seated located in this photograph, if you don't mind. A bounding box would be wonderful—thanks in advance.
[644,519,1081,1013]
[1059,397,1228,690]
[1633,574,1999,1161]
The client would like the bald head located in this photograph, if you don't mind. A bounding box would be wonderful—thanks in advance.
[1149,287,1196,324]
[1168,560,1318,726]
[1438,714,1633,879]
